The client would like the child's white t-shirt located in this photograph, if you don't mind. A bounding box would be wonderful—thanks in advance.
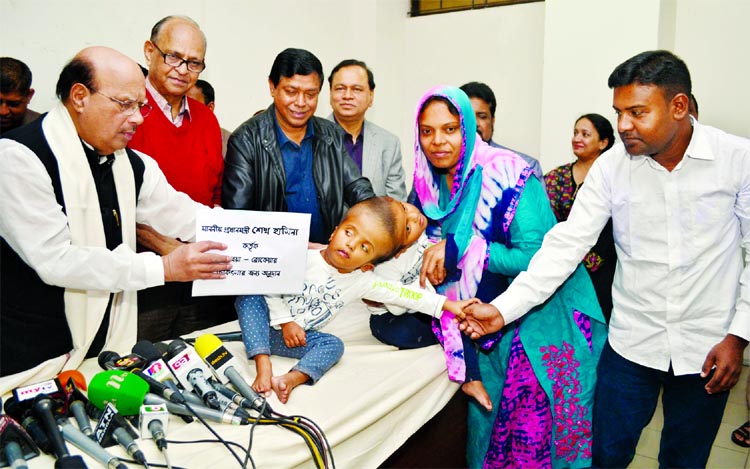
[369,233,435,316]
[266,246,444,331]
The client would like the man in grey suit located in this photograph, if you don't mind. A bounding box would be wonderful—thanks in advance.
[328,59,406,200]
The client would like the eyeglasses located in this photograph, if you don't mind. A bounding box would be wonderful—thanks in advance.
[151,42,206,73]
[95,90,152,118]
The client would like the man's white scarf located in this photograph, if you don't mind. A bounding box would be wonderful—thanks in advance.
[0,102,138,394]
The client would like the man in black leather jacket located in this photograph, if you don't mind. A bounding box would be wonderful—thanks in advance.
[222,48,374,244]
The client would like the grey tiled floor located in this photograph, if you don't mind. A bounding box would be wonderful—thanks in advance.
[632,364,749,468]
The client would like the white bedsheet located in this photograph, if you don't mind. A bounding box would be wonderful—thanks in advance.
[15,302,459,468]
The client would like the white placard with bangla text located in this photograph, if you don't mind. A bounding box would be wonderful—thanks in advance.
[192,209,310,296]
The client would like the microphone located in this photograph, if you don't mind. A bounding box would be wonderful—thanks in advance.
[131,340,175,384]
[12,378,65,403]
[60,371,94,438]
[59,420,126,469]
[143,394,248,426]
[210,380,254,410]
[166,340,220,409]
[130,369,189,405]
[57,371,87,392]
[97,351,147,372]
[194,333,272,416]
[211,390,251,421]
[0,415,40,468]
[35,402,88,467]
[12,379,87,467]
[138,404,169,451]
[184,331,243,344]
[130,341,206,407]
[154,342,170,359]
[92,404,146,467]
[3,398,52,455]
[87,371,149,416]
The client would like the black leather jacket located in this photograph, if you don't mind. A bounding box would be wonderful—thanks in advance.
[222,105,374,242]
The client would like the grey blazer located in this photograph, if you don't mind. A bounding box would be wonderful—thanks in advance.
[327,114,407,201]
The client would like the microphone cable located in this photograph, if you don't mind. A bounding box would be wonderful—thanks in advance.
[180,399,246,467]
[239,394,334,469]
[283,412,334,468]
[118,459,184,469]
[243,399,268,469]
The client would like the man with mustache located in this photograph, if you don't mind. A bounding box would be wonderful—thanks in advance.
[0,57,41,136]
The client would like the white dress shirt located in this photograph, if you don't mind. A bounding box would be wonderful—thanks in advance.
[492,120,750,375]
[0,139,199,293]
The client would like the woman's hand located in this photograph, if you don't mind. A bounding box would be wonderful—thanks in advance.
[420,239,448,288]
[458,303,506,339]
[281,321,307,348]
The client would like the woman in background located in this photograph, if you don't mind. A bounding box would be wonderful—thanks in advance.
[545,113,616,322]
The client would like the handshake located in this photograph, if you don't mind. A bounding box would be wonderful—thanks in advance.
[441,299,507,339]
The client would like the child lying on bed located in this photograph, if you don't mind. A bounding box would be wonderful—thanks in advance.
[367,200,493,411]
[235,196,476,403]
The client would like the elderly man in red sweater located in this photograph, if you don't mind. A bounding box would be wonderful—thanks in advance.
[129,15,231,342]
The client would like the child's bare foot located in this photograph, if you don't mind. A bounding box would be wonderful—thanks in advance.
[462,380,492,411]
[252,354,273,397]
[271,370,309,404]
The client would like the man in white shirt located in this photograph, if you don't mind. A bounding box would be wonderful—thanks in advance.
[456,50,750,468]
[0,46,230,392]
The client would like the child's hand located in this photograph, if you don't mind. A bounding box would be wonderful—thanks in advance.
[458,303,506,339]
[281,321,307,348]
[442,297,480,319]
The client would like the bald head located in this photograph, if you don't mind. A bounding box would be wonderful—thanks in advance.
[57,46,144,103]
[150,16,207,48]
[83,46,145,93]
[58,46,147,155]
[145,16,207,103]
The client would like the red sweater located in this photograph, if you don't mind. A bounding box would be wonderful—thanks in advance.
[129,91,223,206]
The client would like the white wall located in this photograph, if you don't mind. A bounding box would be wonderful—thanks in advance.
[673,0,750,137]
[539,0,662,171]
[400,2,546,182]
[539,0,750,171]
[1,0,748,187]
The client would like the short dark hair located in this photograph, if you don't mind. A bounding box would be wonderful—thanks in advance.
[459,81,496,117]
[269,48,323,90]
[0,57,33,95]
[689,93,699,115]
[327,59,375,90]
[193,79,215,105]
[608,50,691,102]
[56,56,96,102]
[577,113,615,153]
[346,196,400,265]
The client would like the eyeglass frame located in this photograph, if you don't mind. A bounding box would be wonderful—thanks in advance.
[93,89,152,118]
[150,41,206,73]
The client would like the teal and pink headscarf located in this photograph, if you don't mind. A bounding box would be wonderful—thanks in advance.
[413,85,533,381]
